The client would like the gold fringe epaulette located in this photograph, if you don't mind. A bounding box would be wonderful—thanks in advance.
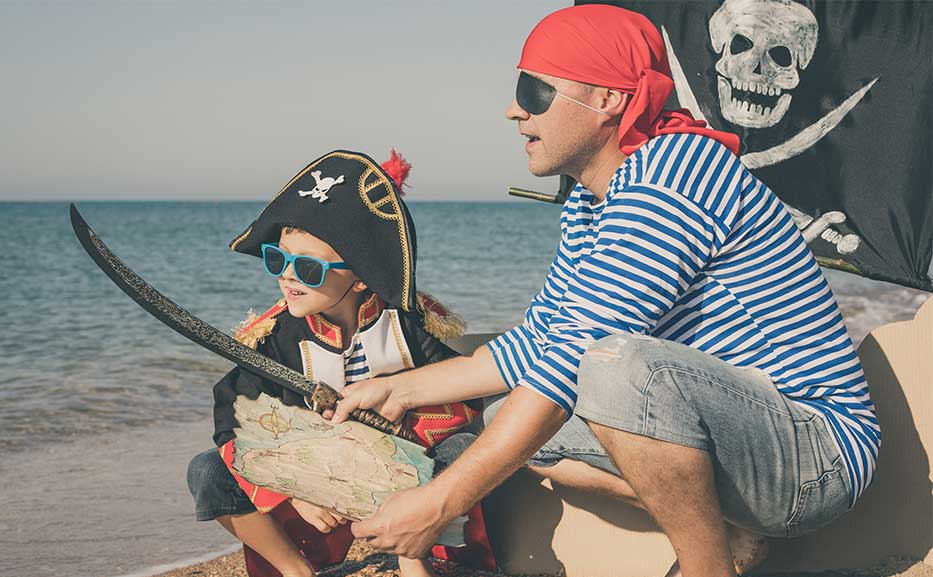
[416,291,466,340]
[234,299,287,349]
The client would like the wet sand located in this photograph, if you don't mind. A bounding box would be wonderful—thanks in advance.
[0,419,239,577]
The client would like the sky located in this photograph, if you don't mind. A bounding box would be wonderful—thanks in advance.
[0,0,566,201]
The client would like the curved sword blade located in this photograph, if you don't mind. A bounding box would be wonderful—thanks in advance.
[69,205,422,444]
[69,204,423,444]
[69,203,318,395]
[741,77,879,169]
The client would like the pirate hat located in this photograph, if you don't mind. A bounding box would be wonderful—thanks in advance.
[230,150,418,312]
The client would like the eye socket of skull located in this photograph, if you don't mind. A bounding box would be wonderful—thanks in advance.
[730,34,754,55]
[768,46,793,67]
[709,0,819,68]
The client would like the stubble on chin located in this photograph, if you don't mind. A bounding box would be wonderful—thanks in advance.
[527,154,561,178]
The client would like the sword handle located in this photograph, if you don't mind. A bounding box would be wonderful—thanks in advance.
[349,408,421,445]
[306,381,422,446]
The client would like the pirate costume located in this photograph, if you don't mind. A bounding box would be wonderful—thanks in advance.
[187,150,495,575]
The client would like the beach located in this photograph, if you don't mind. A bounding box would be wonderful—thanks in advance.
[153,549,933,577]
[1,202,930,577]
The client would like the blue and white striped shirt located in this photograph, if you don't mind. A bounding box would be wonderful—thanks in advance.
[344,339,370,384]
[488,133,879,504]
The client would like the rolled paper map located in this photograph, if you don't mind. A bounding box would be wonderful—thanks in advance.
[232,393,467,547]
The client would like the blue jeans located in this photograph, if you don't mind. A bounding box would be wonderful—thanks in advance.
[485,333,852,538]
[187,449,256,521]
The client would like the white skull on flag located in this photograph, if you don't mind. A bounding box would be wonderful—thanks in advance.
[709,0,818,128]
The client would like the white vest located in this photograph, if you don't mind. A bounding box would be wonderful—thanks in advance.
[297,308,414,392]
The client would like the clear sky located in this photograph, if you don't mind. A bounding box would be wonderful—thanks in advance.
[0,1,566,201]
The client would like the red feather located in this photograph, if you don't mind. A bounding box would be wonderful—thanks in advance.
[380,149,411,194]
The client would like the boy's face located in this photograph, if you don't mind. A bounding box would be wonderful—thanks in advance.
[275,228,363,318]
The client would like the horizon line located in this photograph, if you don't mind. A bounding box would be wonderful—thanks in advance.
[0,197,551,204]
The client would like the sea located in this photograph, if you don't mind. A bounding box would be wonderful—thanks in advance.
[0,201,929,577]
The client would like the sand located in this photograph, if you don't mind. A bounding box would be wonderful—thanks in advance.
[151,542,932,577]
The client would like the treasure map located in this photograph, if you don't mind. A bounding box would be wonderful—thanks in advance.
[232,393,434,520]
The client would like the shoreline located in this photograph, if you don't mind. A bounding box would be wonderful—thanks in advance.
[114,544,242,577]
[0,419,239,577]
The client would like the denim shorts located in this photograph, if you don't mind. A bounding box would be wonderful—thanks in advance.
[486,333,853,538]
[186,433,477,522]
[187,449,257,521]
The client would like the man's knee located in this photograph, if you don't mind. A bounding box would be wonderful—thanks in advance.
[580,333,665,388]
[577,334,665,410]
[577,334,702,450]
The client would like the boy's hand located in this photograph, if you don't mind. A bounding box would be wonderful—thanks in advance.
[290,498,348,533]
[328,377,408,423]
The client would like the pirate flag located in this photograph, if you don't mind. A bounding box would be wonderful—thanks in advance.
[231,150,419,311]
[576,0,933,292]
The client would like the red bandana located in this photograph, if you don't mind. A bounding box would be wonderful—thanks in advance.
[518,5,740,156]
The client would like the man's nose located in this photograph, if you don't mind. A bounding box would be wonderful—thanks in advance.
[506,98,530,121]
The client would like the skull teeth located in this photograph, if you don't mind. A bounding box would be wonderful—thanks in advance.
[730,79,781,97]
[729,97,773,117]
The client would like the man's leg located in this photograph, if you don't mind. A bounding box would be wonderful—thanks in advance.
[528,459,642,508]
[484,392,766,574]
[484,393,640,503]
[530,458,765,576]
[574,334,848,577]
[588,425,735,577]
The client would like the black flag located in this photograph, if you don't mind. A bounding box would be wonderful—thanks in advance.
[577,0,933,292]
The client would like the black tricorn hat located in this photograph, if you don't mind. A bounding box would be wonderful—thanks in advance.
[230,150,417,312]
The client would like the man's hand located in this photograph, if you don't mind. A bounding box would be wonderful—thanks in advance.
[350,485,453,558]
[328,376,408,423]
[325,347,508,424]
[290,498,348,533]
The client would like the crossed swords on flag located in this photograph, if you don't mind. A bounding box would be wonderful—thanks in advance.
[662,27,880,253]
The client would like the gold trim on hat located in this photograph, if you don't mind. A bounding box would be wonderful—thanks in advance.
[231,151,412,311]
[356,164,411,309]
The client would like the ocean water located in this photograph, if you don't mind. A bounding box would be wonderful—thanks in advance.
[0,201,929,455]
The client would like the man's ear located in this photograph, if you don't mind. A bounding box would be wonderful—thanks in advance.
[352,279,369,293]
[602,89,630,117]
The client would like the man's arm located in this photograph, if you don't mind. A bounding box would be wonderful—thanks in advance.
[335,216,577,423]
[332,344,508,423]
[350,386,565,557]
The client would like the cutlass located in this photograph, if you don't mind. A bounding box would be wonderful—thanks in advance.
[68,204,421,445]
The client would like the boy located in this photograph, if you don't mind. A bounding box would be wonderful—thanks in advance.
[187,150,493,577]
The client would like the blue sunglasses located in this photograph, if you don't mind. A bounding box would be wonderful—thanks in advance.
[261,243,349,289]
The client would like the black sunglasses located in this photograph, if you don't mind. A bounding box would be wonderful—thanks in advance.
[515,71,610,116]
[516,71,558,115]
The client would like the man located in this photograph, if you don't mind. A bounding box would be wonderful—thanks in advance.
[332,6,880,577]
